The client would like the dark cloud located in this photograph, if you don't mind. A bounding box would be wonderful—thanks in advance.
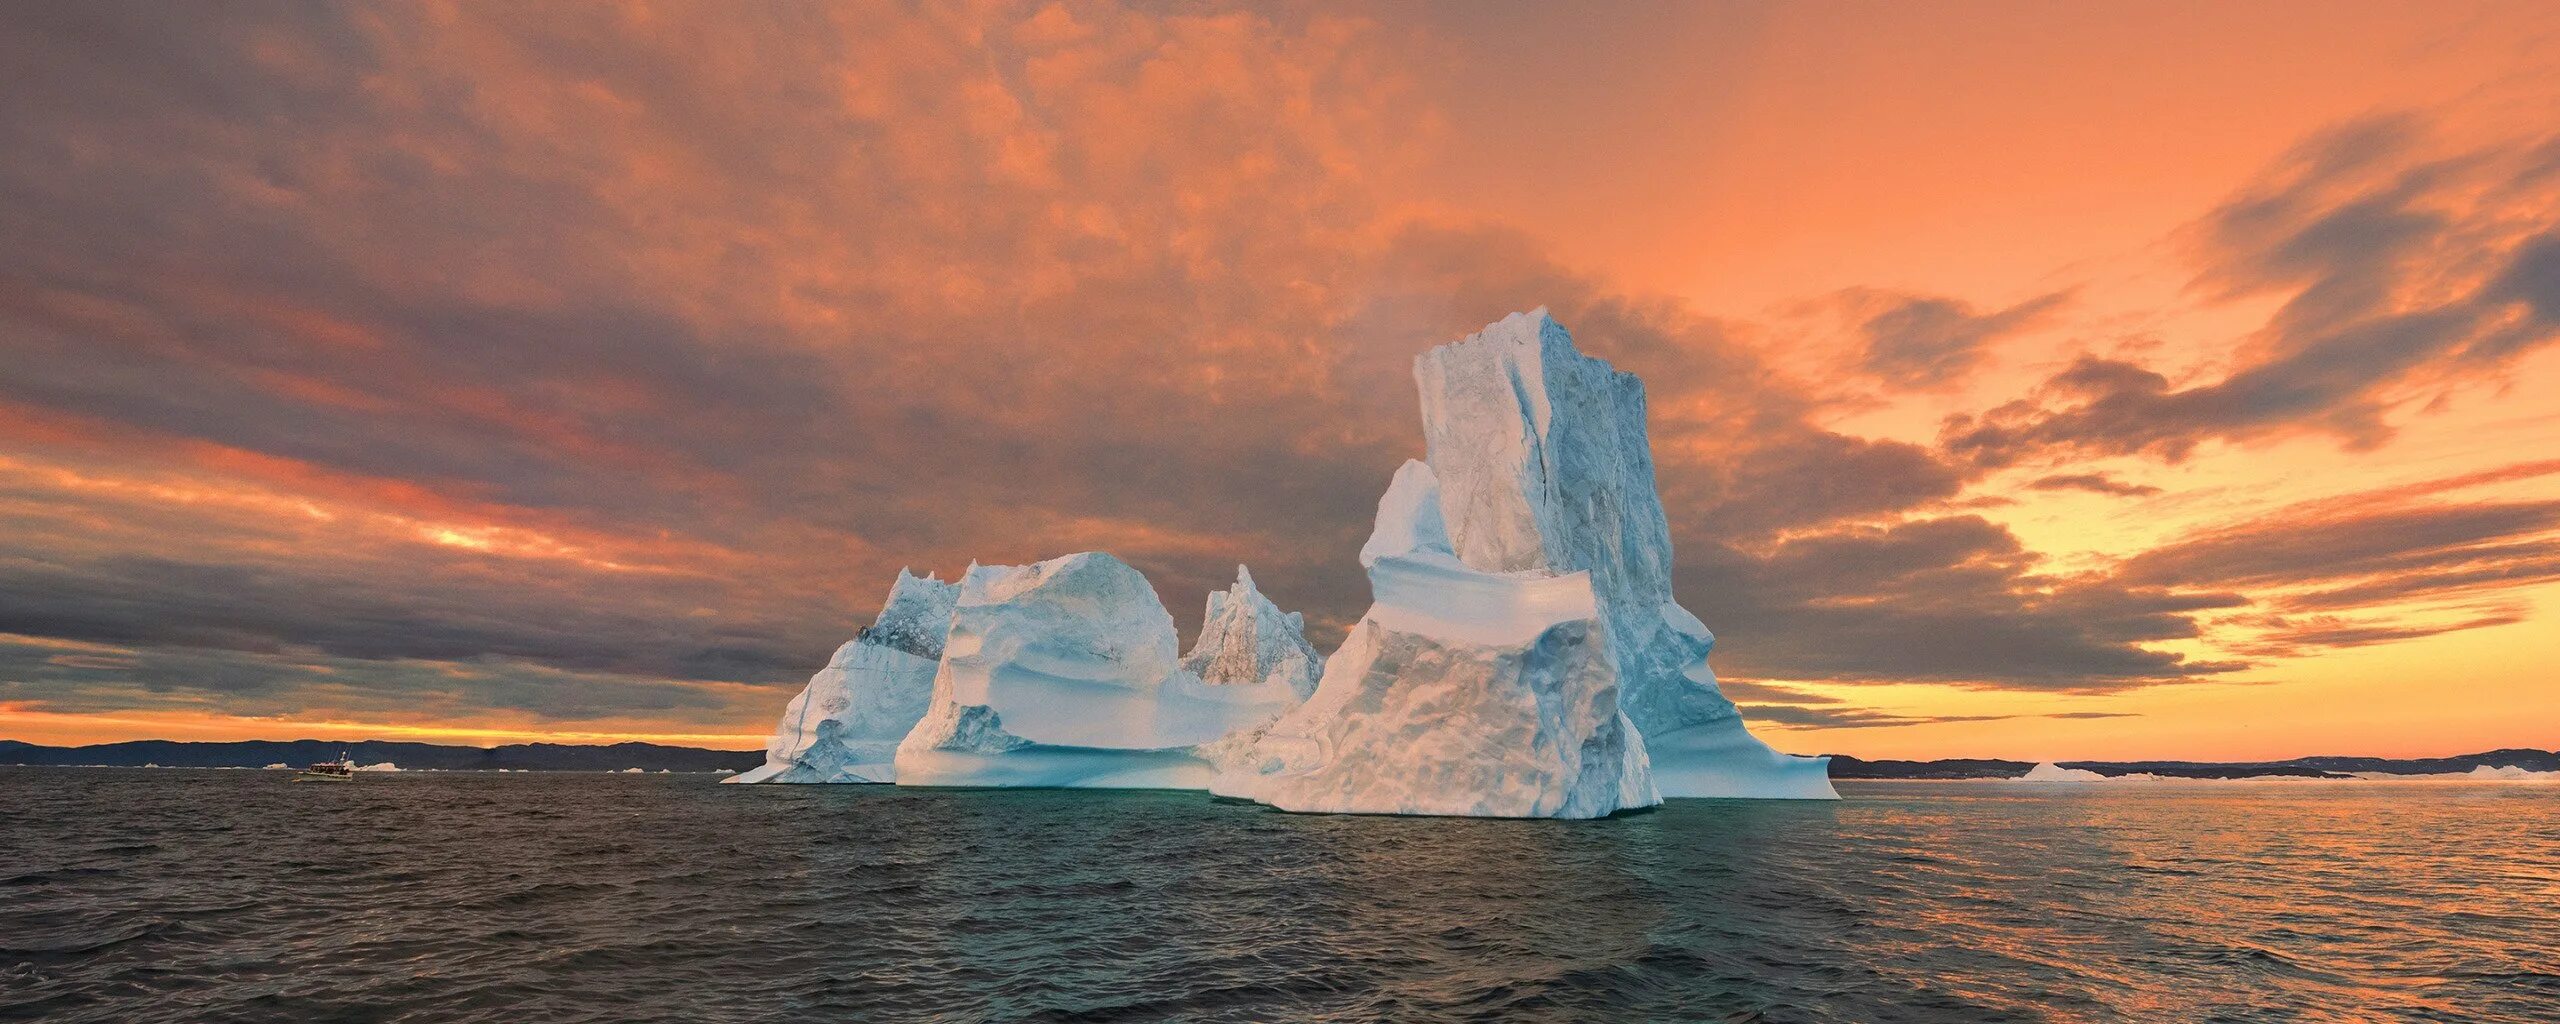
[0,9,2549,734]
[2224,610,2529,658]
[1711,679,1845,705]
[1727,706,2141,730]
[2109,463,2560,655]
[1680,516,2249,691]
[2115,495,2560,598]
[2026,473,2163,498]
[0,470,850,686]
[1738,706,2016,729]
[0,1,1441,723]
[0,635,759,723]
[1943,116,2560,468]
[1845,289,2069,390]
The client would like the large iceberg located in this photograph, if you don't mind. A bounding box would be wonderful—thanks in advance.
[724,308,1828,814]
[1405,309,1832,799]
[726,569,957,784]
[1215,462,1657,818]
[894,552,1305,790]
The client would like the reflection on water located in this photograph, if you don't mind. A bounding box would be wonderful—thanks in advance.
[1,770,2554,1022]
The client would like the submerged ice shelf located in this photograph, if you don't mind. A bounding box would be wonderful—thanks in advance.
[729,308,1834,815]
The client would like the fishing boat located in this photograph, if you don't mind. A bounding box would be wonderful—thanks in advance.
[294,752,358,783]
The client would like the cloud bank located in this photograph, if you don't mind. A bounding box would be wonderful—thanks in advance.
[1,4,2554,744]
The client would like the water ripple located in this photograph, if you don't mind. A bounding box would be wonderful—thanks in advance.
[2,770,2555,1022]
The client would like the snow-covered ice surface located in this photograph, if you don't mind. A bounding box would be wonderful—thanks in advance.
[1408,310,1832,800]
[726,569,957,785]
[895,552,1302,790]
[1214,464,1657,819]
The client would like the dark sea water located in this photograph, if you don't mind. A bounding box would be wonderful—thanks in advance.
[2,769,2554,1023]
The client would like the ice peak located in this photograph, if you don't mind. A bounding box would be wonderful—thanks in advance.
[869,566,962,662]
[1359,460,1452,568]
[1184,561,1323,698]
[1436,307,1561,350]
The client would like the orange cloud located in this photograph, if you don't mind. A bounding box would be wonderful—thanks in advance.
[2,2,2556,758]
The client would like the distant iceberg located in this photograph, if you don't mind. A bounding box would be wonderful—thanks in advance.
[353,762,399,772]
[2461,764,2554,780]
[2027,762,2129,778]
[2422,764,2560,781]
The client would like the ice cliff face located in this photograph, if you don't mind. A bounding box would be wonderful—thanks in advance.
[1408,310,1833,799]
[894,552,1302,790]
[725,568,957,785]
[1182,565,1323,700]
[1216,462,1657,818]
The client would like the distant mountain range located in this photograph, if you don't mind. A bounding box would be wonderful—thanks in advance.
[0,739,762,773]
[1829,748,2560,779]
[3,739,2551,779]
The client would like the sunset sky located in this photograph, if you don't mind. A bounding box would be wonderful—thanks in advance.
[4,1,2557,760]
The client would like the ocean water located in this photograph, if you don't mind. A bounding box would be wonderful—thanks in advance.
[2,769,2553,1023]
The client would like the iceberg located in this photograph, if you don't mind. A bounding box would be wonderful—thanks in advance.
[1214,463,1657,818]
[2018,762,2108,782]
[894,552,1304,790]
[726,568,958,784]
[720,308,1825,815]
[2016,762,2163,782]
[1406,309,1832,799]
